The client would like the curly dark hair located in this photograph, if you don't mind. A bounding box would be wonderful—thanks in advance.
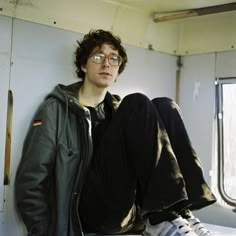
[74,29,128,80]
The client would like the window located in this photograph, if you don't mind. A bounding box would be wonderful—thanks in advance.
[216,78,236,206]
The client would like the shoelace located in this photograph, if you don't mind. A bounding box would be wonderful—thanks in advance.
[178,225,193,234]
[172,217,196,235]
[188,217,210,236]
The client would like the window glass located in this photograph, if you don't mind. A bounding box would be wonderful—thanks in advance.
[217,78,236,206]
[222,83,236,199]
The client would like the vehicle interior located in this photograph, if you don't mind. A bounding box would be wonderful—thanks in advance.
[0,0,236,235]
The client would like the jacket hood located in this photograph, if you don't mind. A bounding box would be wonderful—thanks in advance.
[48,81,83,105]
[47,81,121,111]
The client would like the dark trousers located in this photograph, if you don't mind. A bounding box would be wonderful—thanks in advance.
[79,93,216,234]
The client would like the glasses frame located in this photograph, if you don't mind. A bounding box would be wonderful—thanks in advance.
[89,52,123,66]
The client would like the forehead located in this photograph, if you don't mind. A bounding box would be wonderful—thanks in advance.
[92,43,119,55]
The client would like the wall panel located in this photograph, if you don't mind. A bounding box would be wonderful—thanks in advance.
[2,18,177,235]
[0,15,12,213]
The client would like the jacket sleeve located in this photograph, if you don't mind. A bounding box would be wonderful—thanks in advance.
[15,101,58,236]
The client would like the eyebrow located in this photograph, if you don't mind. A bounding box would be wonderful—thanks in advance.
[93,50,119,56]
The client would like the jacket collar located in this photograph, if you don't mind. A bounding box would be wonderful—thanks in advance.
[56,81,121,111]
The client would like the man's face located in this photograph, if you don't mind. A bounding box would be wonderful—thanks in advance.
[82,43,121,89]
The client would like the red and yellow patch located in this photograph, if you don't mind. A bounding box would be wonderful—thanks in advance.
[33,120,42,126]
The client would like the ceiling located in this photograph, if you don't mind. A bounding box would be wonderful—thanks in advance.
[104,0,236,14]
[1,0,236,55]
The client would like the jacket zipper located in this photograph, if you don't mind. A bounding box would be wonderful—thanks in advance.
[70,110,93,235]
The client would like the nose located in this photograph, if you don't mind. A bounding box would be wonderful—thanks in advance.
[102,57,110,67]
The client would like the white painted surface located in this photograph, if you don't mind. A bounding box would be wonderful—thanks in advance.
[86,223,236,236]
[206,223,236,235]
[0,212,3,236]
[1,13,236,236]
[1,17,177,236]
[0,15,12,213]
[111,45,177,99]
[179,53,216,184]
[1,0,236,55]
[3,19,80,236]
[179,52,236,228]
[216,51,236,77]
[178,12,236,55]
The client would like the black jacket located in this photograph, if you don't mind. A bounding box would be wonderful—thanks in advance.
[15,82,120,236]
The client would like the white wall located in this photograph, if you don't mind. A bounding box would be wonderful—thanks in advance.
[1,0,236,55]
[111,45,177,99]
[3,17,81,236]
[0,15,12,233]
[0,16,177,236]
[2,13,236,236]
[179,52,236,228]
[179,53,216,184]
[0,0,181,54]
[215,51,236,77]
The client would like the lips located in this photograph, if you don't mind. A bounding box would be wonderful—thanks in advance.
[99,72,112,76]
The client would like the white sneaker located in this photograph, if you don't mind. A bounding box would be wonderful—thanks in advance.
[143,216,198,236]
[187,217,211,236]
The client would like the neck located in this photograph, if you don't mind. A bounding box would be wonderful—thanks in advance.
[79,80,108,107]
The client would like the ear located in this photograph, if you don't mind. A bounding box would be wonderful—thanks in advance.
[81,65,87,73]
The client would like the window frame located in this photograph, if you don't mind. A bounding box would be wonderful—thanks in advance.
[216,77,236,207]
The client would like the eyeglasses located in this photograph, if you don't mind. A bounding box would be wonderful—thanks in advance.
[90,53,123,66]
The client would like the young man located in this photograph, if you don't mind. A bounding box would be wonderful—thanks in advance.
[15,29,216,236]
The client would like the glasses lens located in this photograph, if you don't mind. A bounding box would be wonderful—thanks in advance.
[108,55,121,66]
[92,54,104,64]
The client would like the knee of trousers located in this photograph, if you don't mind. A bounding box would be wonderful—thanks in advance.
[121,93,152,109]
[152,97,181,114]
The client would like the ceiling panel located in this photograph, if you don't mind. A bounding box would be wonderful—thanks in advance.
[104,0,236,13]
[1,0,236,54]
